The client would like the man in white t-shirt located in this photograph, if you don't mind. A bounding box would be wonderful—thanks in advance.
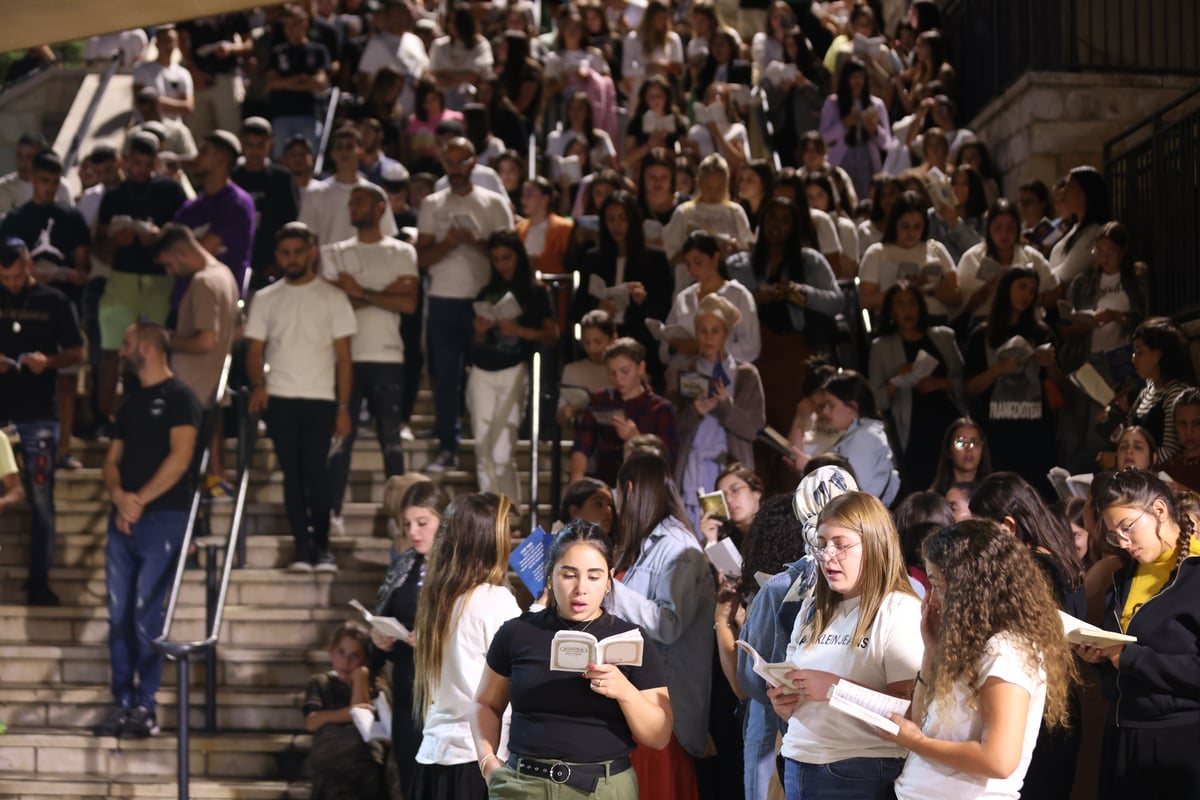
[323,183,419,533]
[133,27,195,121]
[0,134,73,221]
[246,223,356,573]
[416,137,514,471]
[298,125,399,247]
[356,0,429,116]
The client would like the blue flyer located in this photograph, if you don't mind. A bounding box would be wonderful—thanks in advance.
[509,526,555,598]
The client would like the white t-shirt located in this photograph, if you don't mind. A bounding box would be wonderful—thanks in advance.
[546,128,618,168]
[428,35,493,78]
[860,239,958,317]
[243,278,357,401]
[956,243,1056,319]
[836,215,860,264]
[1090,271,1131,353]
[621,31,684,96]
[686,122,749,162]
[320,237,418,363]
[857,220,884,254]
[299,176,400,248]
[357,31,429,116]
[78,184,112,280]
[893,634,1046,800]
[433,165,508,200]
[543,49,610,82]
[132,61,194,119]
[418,185,515,299]
[416,584,521,765]
[811,208,843,256]
[1048,224,1101,286]
[781,592,924,765]
[663,279,760,367]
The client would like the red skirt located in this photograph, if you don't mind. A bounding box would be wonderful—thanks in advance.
[630,734,699,800]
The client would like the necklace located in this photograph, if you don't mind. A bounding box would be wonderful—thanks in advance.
[571,611,603,635]
[3,286,32,334]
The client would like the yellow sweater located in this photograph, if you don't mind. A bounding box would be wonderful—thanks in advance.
[1121,535,1200,631]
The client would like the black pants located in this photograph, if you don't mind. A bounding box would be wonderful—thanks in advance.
[400,284,424,422]
[268,397,335,559]
[1099,717,1200,800]
[328,362,406,515]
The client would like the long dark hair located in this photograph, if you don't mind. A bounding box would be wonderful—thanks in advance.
[782,25,826,85]
[558,477,612,525]
[636,147,677,210]
[681,229,730,280]
[544,518,614,614]
[955,164,988,218]
[881,190,930,245]
[750,197,816,281]
[985,266,1047,349]
[614,453,692,573]
[1063,166,1111,253]
[1092,220,1139,301]
[499,31,534,102]
[631,75,682,127]
[969,472,1085,590]
[983,198,1022,260]
[822,369,880,420]
[484,228,535,303]
[835,59,872,146]
[598,190,647,264]
[1134,317,1196,384]
[448,3,479,44]
[877,280,930,337]
[930,417,993,495]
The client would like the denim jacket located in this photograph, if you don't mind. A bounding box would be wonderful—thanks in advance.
[609,516,716,757]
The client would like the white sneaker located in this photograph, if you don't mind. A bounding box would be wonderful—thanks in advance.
[329,514,346,537]
[400,424,415,442]
[287,560,314,574]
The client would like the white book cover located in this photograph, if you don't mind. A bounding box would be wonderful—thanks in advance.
[705,537,742,576]
[349,599,411,642]
[549,154,583,184]
[587,274,630,310]
[549,628,644,671]
[734,640,796,688]
[693,101,728,128]
[925,167,956,210]
[644,318,693,342]
[826,680,910,735]
[1058,610,1136,648]
[473,291,523,322]
[891,349,939,389]
[642,110,678,135]
[764,61,799,86]
[1070,362,1115,407]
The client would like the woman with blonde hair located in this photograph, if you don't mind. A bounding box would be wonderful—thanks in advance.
[662,153,755,289]
[885,519,1080,800]
[768,491,923,799]
[621,0,684,98]
[411,493,522,800]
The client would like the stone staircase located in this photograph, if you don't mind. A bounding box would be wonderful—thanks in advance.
[0,390,570,799]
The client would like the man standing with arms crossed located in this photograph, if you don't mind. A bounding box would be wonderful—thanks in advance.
[94,322,201,739]
[246,223,356,572]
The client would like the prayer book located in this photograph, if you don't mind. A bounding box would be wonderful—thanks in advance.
[350,693,393,742]
[587,274,631,311]
[645,318,693,342]
[890,349,938,389]
[1059,610,1137,648]
[550,628,644,671]
[1069,362,1115,407]
[349,599,411,642]
[705,537,742,577]
[641,110,678,135]
[509,526,555,598]
[757,426,794,457]
[734,640,796,688]
[827,680,910,735]
[473,291,523,322]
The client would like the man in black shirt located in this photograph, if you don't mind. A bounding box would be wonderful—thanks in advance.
[266,5,331,160]
[0,239,84,605]
[94,132,189,424]
[232,117,300,289]
[179,13,253,140]
[95,322,201,739]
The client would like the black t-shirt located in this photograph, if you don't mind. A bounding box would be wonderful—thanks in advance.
[232,163,300,269]
[180,15,252,76]
[486,609,667,762]
[0,283,82,423]
[114,375,202,513]
[0,201,90,270]
[98,178,189,275]
[268,40,331,117]
[473,283,553,372]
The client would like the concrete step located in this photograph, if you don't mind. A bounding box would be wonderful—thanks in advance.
[0,566,385,610]
[0,644,331,690]
[0,729,311,780]
[0,773,310,799]
[0,685,303,732]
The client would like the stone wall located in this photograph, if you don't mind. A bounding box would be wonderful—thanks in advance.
[968,71,1196,197]
[0,69,87,173]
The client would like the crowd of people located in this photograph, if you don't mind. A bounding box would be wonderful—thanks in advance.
[1,0,1199,798]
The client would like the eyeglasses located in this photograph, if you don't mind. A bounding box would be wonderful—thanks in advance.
[953,437,982,450]
[805,541,861,561]
[1105,508,1148,548]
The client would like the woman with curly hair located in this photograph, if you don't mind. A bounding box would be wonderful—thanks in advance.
[883,518,1079,800]
[1077,470,1200,799]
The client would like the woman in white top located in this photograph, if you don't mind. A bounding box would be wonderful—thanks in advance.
[957,199,1056,326]
[750,0,793,73]
[662,153,754,288]
[621,0,684,98]
[686,83,748,170]
[1048,166,1111,286]
[663,230,760,371]
[427,5,493,110]
[767,491,923,800]
[803,173,861,279]
[884,519,1077,800]
[546,91,619,172]
[857,174,903,254]
[412,493,522,800]
[859,190,961,320]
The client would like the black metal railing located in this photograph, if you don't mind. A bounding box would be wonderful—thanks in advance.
[151,354,258,800]
[1104,81,1200,314]
[943,0,1200,123]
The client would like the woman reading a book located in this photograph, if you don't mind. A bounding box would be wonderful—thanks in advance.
[766,491,922,799]
[1075,470,1200,799]
[665,293,765,530]
[411,493,521,800]
[957,199,1057,329]
[473,520,672,799]
[882,519,1078,800]
[610,452,717,798]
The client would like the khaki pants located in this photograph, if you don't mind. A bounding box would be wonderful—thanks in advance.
[488,763,639,799]
[188,72,245,140]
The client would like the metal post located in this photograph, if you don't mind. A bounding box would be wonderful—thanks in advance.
[529,351,542,531]
[176,657,191,800]
[204,544,219,732]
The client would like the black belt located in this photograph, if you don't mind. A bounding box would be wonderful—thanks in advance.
[505,753,632,793]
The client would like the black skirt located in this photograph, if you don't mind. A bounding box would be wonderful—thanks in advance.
[411,761,488,800]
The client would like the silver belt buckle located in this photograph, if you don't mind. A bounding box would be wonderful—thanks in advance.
[549,761,572,784]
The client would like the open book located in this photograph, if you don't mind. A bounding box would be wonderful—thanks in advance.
[1057,299,1097,326]
[349,692,393,743]
[588,274,631,312]
[924,167,956,210]
[734,640,796,688]
[852,33,887,56]
[827,680,910,735]
[757,426,794,458]
[976,257,1006,283]
[698,488,729,520]
[764,61,799,86]
[1046,467,1093,500]
[896,260,943,285]
[473,291,523,322]
[559,384,593,411]
[705,537,742,576]
[1025,217,1069,248]
[550,628,644,671]
[107,215,158,237]
[448,212,484,237]
[509,525,555,598]
[548,154,583,184]
[645,318,693,343]
[1070,362,1115,407]
[890,348,938,389]
[996,335,1035,363]
[693,101,728,128]
[349,599,411,642]
[642,110,678,135]
[1059,610,1136,648]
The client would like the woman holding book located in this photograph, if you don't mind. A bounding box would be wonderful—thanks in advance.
[473,520,673,799]
[868,281,964,495]
[610,452,717,798]
[468,231,558,507]
[1048,166,1111,286]
[698,462,763,551]
[662,154,755,289]
[766,491,922,799]
[956,199,1057,330]
[665,293,766,531]
[624,77,690,180]
[411,493,522,800]
[817,58,893,200]
[882,519,1078,800]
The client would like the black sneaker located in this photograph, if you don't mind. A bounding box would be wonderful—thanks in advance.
[27,584,60,607]
[122,706,159,738]
[313,549,338,574]
[93,705,129,737]
[422,449,458,473]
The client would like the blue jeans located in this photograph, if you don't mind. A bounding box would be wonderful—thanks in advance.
[328,362,405,515]
[13,420,58,590]
[106,509,188,710]
[784,756,904,800]
[426,297,474,453]
[272,115,322,160]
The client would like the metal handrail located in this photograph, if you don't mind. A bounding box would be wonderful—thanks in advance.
[1103,80,1200,161]
[312,87,342,176]
[63,51,120,170]
[536,270,576,517]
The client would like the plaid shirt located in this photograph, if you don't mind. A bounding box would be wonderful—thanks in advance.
[572,387,678,485]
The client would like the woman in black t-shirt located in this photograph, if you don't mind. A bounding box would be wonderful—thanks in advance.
[473,521,672,799]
